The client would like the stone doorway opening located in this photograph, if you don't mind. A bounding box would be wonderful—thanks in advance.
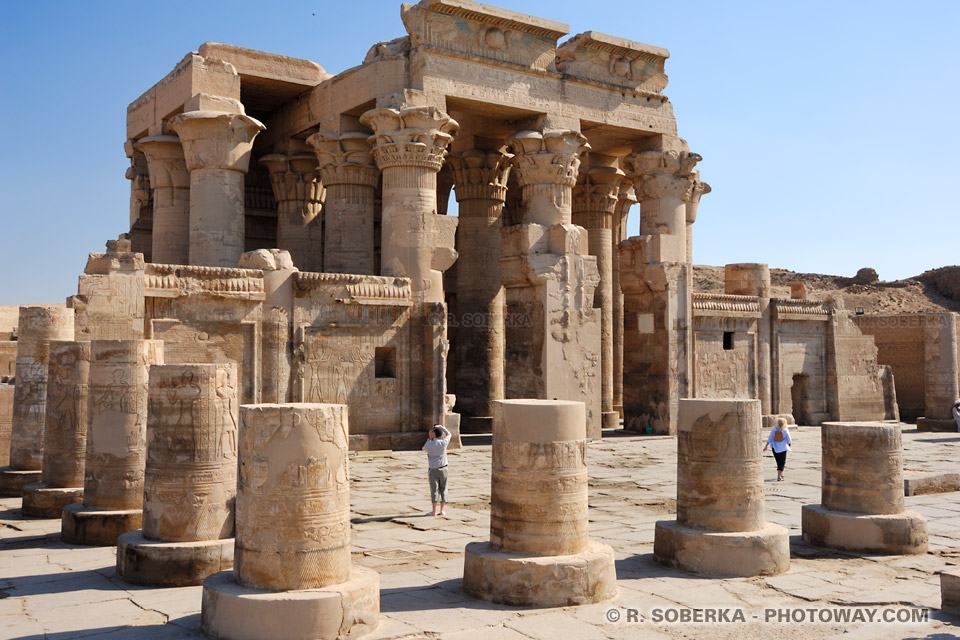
[791,373,809,426]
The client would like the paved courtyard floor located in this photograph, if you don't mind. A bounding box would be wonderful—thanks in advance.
[1,425,959,639]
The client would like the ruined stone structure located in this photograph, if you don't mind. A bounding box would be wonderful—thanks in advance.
[463,399,617,606]
[62,339,164,546]
[854,312,960,430]
[653,398,790,577]
[202,403,379,640]
[0,305,74,496]
[802,422,928,555]
[117,363,238,586]
[22,340,91,517]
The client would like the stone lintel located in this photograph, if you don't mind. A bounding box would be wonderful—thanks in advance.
[198,42,328,86]
[293,273,414,307]
[143,264,266,300]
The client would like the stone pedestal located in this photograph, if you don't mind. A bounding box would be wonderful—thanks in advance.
[259,149,325,273]
[202,403,379,640]
[170,110,265,268]
[447,148,511,433]
[941,568,960,613]
[802,421,927,554]
[463,399,616,606]
[22,340,90,517]
[117,363,239,586]
[0,305,74,496]
[653,399,790,576]
[307,131,379,275]
[138,135,191,265]
[61,339,163,546]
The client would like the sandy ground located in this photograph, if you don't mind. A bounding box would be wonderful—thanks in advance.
[2,426,960,639]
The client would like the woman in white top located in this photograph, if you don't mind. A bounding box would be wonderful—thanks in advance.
[762,418,792,481]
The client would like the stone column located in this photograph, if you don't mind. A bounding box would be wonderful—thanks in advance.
[918,313,960,431]
[170,111,265,268]
[0,382,12,468]
[685,171,711,266]
[0,305,74,497]
[361,104,459,430]
[573,164,624,431]
[307,131,380,275]
[117,363,238,586]
[802,421,927,554]
[138,135,190,264]
[22,341,90,517]
[259,150,325,272]
[61,339,163,546]
[654,399,790,576]
[447,149,511,433]
[501,129,602,438]
[612,181,635,420]
[201,403,379,640]
[620,149,702,435]
[725,264,773,416]
[463,399,616,606]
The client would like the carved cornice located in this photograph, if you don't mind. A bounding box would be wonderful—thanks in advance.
[306,131,380,187]
[773,298,831,317]
[692,293,761,314]
[447,149,513,203]
[293,272,413,306]
[507,129,587,188]
[359,106,459,171]
[169,111,265,173]
[136,135,189,190]
[144,264,265,300]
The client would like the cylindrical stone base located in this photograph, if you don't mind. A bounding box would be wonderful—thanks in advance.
[117,530,234,587]
[602,412,620,430]
[821,422,904,515]
[0,468,42,497]
[61,502,142,546]
[462,540,617,607]
[801,504,928,555]
[653,520,790,577]
[201,568,380,640]
[21,482,82,518]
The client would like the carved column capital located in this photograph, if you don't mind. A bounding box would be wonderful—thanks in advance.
[623,149,702,201]
[258,153,325,222]
[359,106,459,171]
[686,171,711,224]
[169,111,265,173]
[572,166,624,229]
[447,149,513,203]
[306,131,380,188]
[136,135,189,190]
[507,129,587,188]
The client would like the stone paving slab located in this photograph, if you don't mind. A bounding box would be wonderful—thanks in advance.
[1,426,959,639]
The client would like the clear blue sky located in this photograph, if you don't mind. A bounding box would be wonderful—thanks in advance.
[1,1,957,305]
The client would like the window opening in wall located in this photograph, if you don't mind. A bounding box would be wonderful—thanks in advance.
[723,331,734,350]
[375,347,397,379]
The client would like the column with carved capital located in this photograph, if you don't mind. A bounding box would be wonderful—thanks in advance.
[259,150,324,272]
[307,131,379,275]
[573,165,624,430]
[138,136,190,264]
[170,111,265,268]
[502,129,602,437]
[448,149,511,432]
[360,104,458,429]
[621,149,704,435]
[612,180,636,420]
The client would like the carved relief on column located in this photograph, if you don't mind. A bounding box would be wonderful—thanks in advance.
[125,149,152,230]
[306,131,380,275]
[447,149,512,429]
[612,181,636,419]
[259,152,325,272]
[41,340,91,489]
[138,135,190,265]
[506,129,587,226]
[170,111,265,268]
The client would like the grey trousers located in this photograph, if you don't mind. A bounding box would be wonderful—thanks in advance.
[429,466,449,503]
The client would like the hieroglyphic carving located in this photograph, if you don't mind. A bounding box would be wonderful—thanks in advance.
[41,341,91,489]
[143,363,237,542]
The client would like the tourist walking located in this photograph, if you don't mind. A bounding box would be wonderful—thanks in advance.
[763,418,792,481]
[422,424,451,516]
[953,399,960,431]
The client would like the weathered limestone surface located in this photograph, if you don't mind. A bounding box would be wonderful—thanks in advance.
[22,341,91,517]
[463,399,616,606]
[61,339,163,546]
[942,568,960,614]
[802,422,928,554]
[117,363,238,586]
[654,398,790,576]
[0,383,13,468]
[138,135,191,265]
[73,243,146,342]
[0,306,74,497]
[202,402,379,640]
[904,472,960,496]
[259,145,325,273]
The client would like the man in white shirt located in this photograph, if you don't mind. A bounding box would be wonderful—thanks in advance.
[953,400,960,431]
[422,424,451,516]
